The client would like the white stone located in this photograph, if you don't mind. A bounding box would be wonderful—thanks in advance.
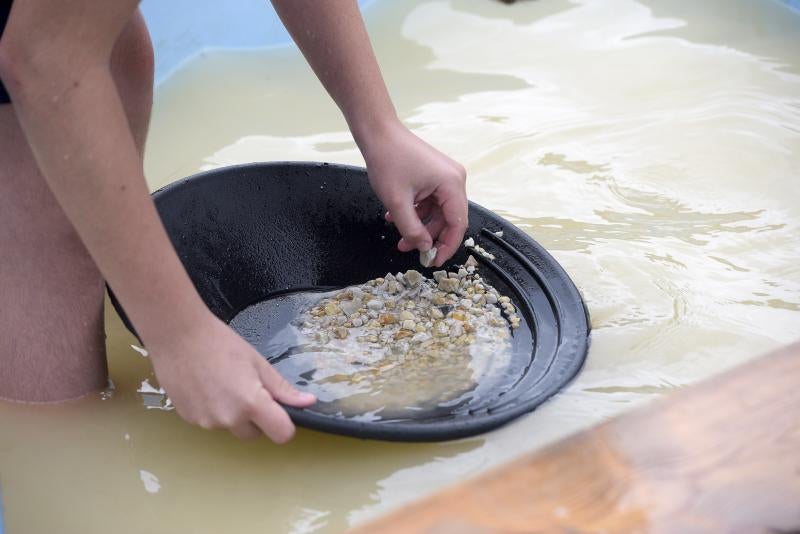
[399,310,415,321]
[449,323,464,338]
[367,299,384,311]
[438,277,460,293]
[404,269,423,287]
[411,332,430,344]
[419,247,437,268]
[340,299,362,316]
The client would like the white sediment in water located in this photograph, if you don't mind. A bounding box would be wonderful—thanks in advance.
[139,470,161,494]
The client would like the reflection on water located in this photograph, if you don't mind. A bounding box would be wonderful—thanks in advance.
[2,0,800,532]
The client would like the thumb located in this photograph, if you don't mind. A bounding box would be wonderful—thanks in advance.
[258,360,316,407]
[386,196,433,252]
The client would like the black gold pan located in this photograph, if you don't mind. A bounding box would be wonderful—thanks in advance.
[110,162,590,442]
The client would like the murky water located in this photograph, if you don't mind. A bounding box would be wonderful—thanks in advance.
[2,0,799,532]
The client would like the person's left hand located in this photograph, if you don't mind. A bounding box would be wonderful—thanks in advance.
[359,121,468,267]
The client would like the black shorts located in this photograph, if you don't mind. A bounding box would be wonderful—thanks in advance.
[0,0,12,104]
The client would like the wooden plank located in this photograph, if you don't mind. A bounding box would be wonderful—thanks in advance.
[351,343,800,533]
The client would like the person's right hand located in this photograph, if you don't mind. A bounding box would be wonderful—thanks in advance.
[145,312,316,442]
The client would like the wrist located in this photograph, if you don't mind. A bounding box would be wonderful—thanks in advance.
[348,111,403,153]
[129,290,214,352]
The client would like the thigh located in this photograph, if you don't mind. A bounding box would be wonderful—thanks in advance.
[0,9,154,402]
[0,103,108,402]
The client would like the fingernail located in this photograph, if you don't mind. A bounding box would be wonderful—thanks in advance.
[297,392,316,403]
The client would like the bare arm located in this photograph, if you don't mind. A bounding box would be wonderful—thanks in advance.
[0,0,313,442]
[272,0,468,265]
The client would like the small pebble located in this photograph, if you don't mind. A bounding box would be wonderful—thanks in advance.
[438,278,460,293]
[411,332,430,344]
[464,237,475,247]
[419,248,437,268]
[434,322,449,337]
[334,327,348,339]
[405,269,423,287]
[340,299,361,316]
[451,311,467,322]
[449,323,464,338]
[367,299,384,311]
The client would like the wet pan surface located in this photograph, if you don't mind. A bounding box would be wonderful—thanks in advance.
[111,162,590,441]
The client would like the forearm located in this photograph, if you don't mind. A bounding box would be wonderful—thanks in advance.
[0,31,205,345]
[271,0,399,145]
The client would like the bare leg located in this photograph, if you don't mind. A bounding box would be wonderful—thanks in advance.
[0,10,154,402]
